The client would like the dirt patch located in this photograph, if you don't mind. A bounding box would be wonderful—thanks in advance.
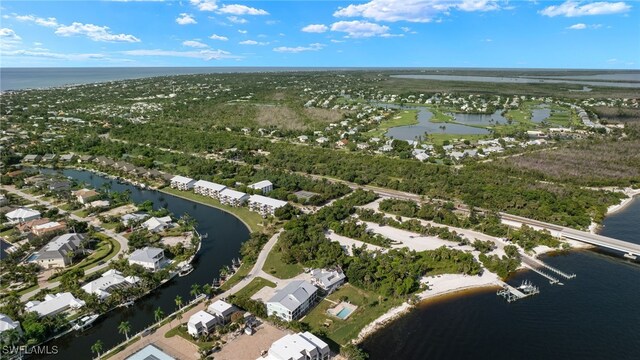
[214,322,289,360]
[255,105,306,130]
[304,107,345,124]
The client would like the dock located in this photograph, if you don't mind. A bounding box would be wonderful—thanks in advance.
[522,256,576,284]
[497,280,539,303]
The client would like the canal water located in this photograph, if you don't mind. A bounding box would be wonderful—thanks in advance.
[35,169,250,359]
[362,197,640,360]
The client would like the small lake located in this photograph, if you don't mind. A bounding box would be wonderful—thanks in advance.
[391,74,640,88]
[450,110,509,126]
[33,168,250,359]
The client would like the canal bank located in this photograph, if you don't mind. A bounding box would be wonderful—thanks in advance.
[32,168,251,360]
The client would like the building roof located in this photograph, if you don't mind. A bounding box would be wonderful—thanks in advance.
[207,300,236,317]
[188,310,216,327]
[311,269,345,289]
[219,188,248,200]
[142,216,171,231]
[74,188,99,199]
[6,207,41,220]
[81,269,139,299]
[0,313,20,333]
[193,180,227,192]
[129,246,164,264]
[249,180,273,190]
[267,280,317,312]
[126,345,175,360]
[25,292,85,317]
[248,195,287,209]
[170,175,195,184]
[264,332,329,360]
[32,221,66,232]
[36,233,83,261]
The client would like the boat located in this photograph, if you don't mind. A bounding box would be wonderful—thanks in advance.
[73,314,99,331]
[179,264,194,277]
[119,300,135,308]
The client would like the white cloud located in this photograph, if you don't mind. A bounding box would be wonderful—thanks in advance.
[0,28,21,41]
[227,16,248,24]
[540,1,631,17]
[218,4,268,15]
[302,24,329,33]
[330,20,390,38]
[122,48,239,60]
[55,22,141,42]
[330,39,346,43]
[400,26,411,32]
[3,49,107,61]
[273,43,325,53]
[183,40,209,48]
[567,23,587,29]
[239,39,269,45]
[334,0,500,23]
[190,0,218,12]
[238,29,248,34]
[209,34,228,41]
[176,13,197,25]
[13,14,59,27]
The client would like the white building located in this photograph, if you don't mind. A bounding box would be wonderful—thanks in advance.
[128,246,167,271]
[219,189,249,207]
[207,300,237,323]
[266,280,318,321]
[170,175,196,191]
[81,269,140,300]
[248,195,288,217]
[142,216,172,232]
[258,332,330,360]
[32,233,84,269]
[0,314,21,335]
[126,345,175,360]
[193,180,227,199]
[6,208,41,223]
[310,269,346,294]
[25,292,85,318]
[187,310,218,337]
[248,180,274,194]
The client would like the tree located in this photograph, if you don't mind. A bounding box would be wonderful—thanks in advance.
[175,295,183,311]
[190,283,201,299]
[91,340,103,359]
[154,307,165,323]
[66,250,75,265]
[202,284,213,298]
[118,321,131,340]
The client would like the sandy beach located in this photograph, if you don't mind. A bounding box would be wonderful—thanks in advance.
[589,187,640,234]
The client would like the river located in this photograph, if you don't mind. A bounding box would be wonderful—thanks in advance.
[362,197,640,360]
[34,168,250,359]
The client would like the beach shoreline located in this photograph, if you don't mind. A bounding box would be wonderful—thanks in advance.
[589,187,640,234]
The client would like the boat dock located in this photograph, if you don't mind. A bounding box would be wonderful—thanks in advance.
[522,256,576,284]
[497,280,540,303]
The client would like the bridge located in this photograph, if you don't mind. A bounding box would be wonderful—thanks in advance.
[500,213,640,259]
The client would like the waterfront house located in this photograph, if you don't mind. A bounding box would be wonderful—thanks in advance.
[266,280,318,322]
[170,175,196,190]
[187,310,218,337]
[248,195,287,217]
[121,212,150,226]
[219,188,249,207]
[258,331,330,360]
[0,314,21,335]
[24,292,85,318]
[126,345,175,360]
[73,188,100,204]
[31,221,67,237]
[128,246,167,271]
[310,269,346,294]
[93,156,114,167]
[6,207,41,224]
[193,180,227,199]
[23,154,41,163]
[142,216,172,233]
[32,233,84,269]
[59,154,75,162]
[41,154,57,162]
[248,180,274,194]
[81,269,140,300]
[77,155,94,163]
[207,300,237,323]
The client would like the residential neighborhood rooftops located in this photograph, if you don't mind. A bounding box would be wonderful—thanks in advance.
[267,280,317,312]
[0,313,20,333]
[207,299,236,318]
[249,180,273,190]
[170,175,194,184]
[193,179,226,192]
[248,195,288,208]
[260,331,329,360]
[25,292,85,318]
[6,207,41,222]
[129,246,164,264]
[219,188,248,200]
[126,344,175,360]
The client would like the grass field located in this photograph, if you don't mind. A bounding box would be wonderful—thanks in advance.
[220,261,252,291]
[367,110,418,138]
[262,247,304,279]
[427,133,489,145]
[426,106,455,123]
[303,284,402,346]
[160,187,264,232]
[233,277,276,299]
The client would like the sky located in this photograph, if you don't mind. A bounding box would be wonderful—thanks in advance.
[0,0,638,68]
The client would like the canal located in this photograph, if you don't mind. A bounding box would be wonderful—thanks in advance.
[36,168,251,359]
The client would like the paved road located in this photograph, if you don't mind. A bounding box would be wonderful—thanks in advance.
[4,186,130,301]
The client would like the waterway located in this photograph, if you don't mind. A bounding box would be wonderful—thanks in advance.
[362,197,640,360]
[34,168,250,359]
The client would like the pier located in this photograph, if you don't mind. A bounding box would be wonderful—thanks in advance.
[497,280,540,302]
[522,256,576,284]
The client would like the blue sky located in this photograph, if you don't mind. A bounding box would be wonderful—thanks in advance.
[0,0,638,68]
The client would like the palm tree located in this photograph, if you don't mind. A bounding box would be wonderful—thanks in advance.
[66,250,75,265]
[118,321,131,341]
[202,284,212,298]
[190,284,201,299]
[91,340,103,359]
[154,307,164,323]
[174,295,183,311]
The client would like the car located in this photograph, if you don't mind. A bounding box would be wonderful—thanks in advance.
[97,260,105,265]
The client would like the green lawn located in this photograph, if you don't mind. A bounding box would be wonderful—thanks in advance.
[426,133,489,146]
[233,277,276,299]
[50,234,120,279]
[72,209,91,218]
[220,261,252,291]
[303,284,403,346]
[262,248,304,279]
[426,106,455,123]
[367,110,418,138]
[165,325,216,349]
[160,187,263,232]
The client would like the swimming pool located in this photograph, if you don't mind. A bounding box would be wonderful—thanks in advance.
[25,253,39,262]
[336,307,354,319]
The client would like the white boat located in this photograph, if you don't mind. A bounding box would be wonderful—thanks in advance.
[73,314,99,331]
[119,300,135,308]
[179,264,194,277]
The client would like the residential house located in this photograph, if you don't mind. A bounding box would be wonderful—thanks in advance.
[310,269,346,294]
[0,314,21,335]
[187,310,218,337]
[193,180,227,199]
[85,200,110,209]
[77,155,94,163]
[266,280,318,321]
[258,332,330,360]
[93,156,114,167]
[73,188,100,204]
[142,216,172,233]
[41,154,57,162]
[121,213,150,226]
[207,300,237,323]
[126,345,175,360]
[32,221,67,237]
[32,233,84,269]
[47,180,72,193]
[6,208,41,223]
[59,154,75,162]
[128,246,167,271]
[81,269,140,300]
[23,154,41,163]
[170,175,196,190]
[248,195,287,217]
[24,292,85,318]
[219,189,249,207]
[248,180,274,194]
[0,194,7,206]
